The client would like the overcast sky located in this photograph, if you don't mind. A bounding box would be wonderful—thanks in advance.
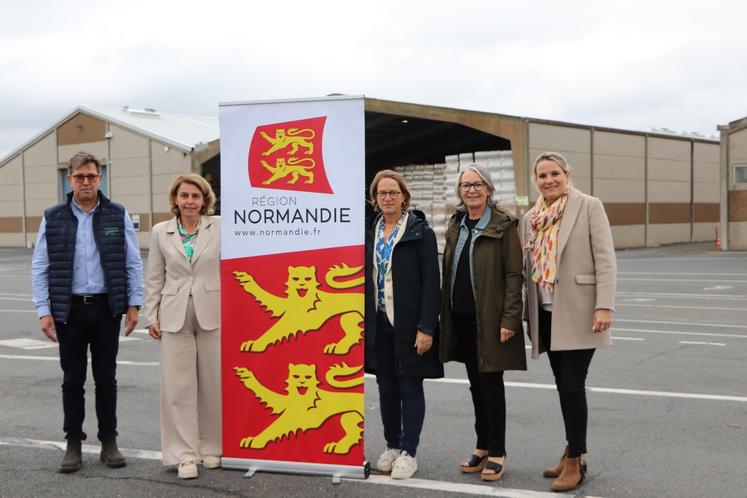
[2,0,746,159]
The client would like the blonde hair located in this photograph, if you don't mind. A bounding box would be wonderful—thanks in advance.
[168,174,216,216]
[368,169,411,212]
[533,152,571,176]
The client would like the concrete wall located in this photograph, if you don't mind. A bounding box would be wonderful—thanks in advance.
[151,141,192,229]
[725,126,747,249]
[593,131,646,248]
[693,142,720,241]
[528,123,591,197]
[0,155,25,246]
[528,121,719,248]
[646,137,691,246]
[23,132,59,246]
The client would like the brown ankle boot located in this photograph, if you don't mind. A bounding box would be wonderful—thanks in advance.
[100,438,126,468]
[543,447,568,478]
[551,456,585,492]
[59,438,82,473]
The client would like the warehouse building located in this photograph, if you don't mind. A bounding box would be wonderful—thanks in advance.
[718,116,747,250]
[0,98,734,250]
[0,105,220,248]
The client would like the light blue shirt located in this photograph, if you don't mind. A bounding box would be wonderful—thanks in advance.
[31,198,144,319]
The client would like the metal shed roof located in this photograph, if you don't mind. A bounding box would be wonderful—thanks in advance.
[0,105,219,167]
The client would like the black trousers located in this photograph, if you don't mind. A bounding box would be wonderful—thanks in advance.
[56,298,122,441]
[539,308,595,458]
[454,312,506,457]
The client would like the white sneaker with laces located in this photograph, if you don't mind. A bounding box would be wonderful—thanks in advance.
[390,451,417,479]
[178,458,198,479]
[202,456,221,469]
[376,448,401,472]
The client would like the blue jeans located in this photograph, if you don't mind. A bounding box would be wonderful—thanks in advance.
[57,298,122,441]
[375,312,425,456]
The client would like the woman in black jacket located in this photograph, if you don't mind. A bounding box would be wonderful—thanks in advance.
[364,169,443,480]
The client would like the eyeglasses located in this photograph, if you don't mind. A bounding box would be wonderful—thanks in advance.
[70,174,101,183]
[459,181,486,192]
[376,190,402,199]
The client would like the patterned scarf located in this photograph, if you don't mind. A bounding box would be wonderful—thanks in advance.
[177,218,200,263]
[375,212,406,309]
[528,189,569,293]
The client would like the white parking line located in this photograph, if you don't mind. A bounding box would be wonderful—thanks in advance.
[618,278,747,283]
[612,327,746,339]
[0,437,570,497]
[4,354,745,403]
[619,272,747,276]
[358,474,565,497]
[611,336,644,341]
[0,354,157,366]
[678,341,726,346]
[615,318,747,330]
[616,303,747,312]
[0,308,36,313]
[617,291,747,300]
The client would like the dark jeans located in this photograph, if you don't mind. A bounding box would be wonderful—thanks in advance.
[454,312,506,457]
[539,308,595,458]
[375,311,425,456]
[56,297,122,441]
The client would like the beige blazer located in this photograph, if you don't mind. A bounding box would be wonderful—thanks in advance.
[143,215,221,332]
[521,188,616,358]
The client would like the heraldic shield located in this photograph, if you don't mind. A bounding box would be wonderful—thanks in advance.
[248,116,333,194]
[221,245,364,466]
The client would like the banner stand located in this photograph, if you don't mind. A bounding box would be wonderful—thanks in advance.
[222,458,370,483]
[219,96,367,482]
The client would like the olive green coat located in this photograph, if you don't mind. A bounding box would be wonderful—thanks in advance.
[439,206,526,372]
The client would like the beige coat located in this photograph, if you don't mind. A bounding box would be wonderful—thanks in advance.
[143,215,221,332]
[521,188,616,359]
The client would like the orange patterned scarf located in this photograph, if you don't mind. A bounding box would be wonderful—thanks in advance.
[528,190,569,293]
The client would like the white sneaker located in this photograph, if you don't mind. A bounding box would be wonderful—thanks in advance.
[178,458,198,479]
[201,456,221,469]
[390,451,417,479]
[376,448,401,472]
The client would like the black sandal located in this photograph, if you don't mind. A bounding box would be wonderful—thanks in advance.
[459,454,488,473]
[481,457,507,481]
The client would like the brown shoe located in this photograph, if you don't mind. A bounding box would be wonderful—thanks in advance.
[551,456,586,492]
[543,447,568,478]
[100,438,127,468]
[59,438,82,473]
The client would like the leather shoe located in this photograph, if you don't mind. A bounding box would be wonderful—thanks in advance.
[552,456,586,492]
[59,438,82,473]
[543,447,568,478]
[100,438,126,468]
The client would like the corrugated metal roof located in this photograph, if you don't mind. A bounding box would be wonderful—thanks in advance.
[83,105,219,151]
[0,105,220,167]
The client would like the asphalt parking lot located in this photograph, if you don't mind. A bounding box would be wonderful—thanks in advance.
[1,244,745,498]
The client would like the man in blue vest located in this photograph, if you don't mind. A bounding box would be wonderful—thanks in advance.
[31,151,144,473]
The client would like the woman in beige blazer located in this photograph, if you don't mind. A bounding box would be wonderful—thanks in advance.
[521,152,616,492]
[143,174,221,479]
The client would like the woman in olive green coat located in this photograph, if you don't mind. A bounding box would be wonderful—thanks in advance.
[439,164,525,482]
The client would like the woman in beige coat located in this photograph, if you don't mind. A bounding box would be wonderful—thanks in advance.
[143,174,222,479]
[521,152,616,492]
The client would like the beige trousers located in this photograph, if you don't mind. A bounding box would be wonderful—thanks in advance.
[159,297,222,465]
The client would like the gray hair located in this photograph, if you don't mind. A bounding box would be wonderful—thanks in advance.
[533,151,571,176]
[455,163,496,209]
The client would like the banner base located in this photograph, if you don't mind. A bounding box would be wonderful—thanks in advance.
[222,457,370,483]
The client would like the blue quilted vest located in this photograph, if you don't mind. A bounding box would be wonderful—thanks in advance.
[44,191,129,322]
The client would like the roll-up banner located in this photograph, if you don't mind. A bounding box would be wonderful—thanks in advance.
[218,96,367,479]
